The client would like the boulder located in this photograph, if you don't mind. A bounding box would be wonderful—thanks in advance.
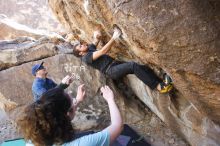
[48,0,220,145]
[0,36,63,70]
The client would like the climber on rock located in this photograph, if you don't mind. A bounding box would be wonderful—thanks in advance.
[31,61,73,101]
[70,27,173,94]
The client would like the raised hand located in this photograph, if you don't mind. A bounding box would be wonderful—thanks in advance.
[112,27,122,40]
[61,75,74,85]
[93,30,102,40]
[100,85,114,102]
[76,84,86,103]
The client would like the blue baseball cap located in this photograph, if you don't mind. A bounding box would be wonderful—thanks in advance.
[31,62,44,76]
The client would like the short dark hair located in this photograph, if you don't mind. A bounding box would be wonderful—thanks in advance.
[71,41,81,57]
[16,87,75,146]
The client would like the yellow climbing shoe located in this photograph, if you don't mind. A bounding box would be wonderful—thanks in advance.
[159,83,173,93]
[159,74,173,94]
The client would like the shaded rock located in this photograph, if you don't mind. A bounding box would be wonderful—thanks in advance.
[48,0,220,145]
[0,93,17,112]
[0,110,19,144]
[0,36,62,70]
[127,74,220,145]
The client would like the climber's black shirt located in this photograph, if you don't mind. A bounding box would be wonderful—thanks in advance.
[82,44,114,73]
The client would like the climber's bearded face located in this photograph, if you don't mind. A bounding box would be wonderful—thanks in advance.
[75,43,88,55]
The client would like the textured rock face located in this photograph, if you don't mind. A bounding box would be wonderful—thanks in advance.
[0,37,61,70]
[48,0,220,145]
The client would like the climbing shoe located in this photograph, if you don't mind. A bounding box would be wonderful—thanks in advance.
[159,74,173,94]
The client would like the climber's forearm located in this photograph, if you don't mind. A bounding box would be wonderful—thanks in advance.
[105,98,123,145]
[92,38,115,60]
[100,38,115,54]
[108,98,122,127]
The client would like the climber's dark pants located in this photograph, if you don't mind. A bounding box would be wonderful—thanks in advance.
[105,61,161,90]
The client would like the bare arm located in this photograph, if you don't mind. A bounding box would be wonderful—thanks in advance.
[92,38,115,61]
[74,84,86,107]
[67,84,85,119]
[101,86,123,145]
[92,28,121,61]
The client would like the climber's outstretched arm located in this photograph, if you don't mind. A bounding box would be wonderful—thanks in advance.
[92,38,115,61]
[92,29,121,61]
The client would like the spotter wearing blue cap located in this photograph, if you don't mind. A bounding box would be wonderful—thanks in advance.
[31,62,44,76]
